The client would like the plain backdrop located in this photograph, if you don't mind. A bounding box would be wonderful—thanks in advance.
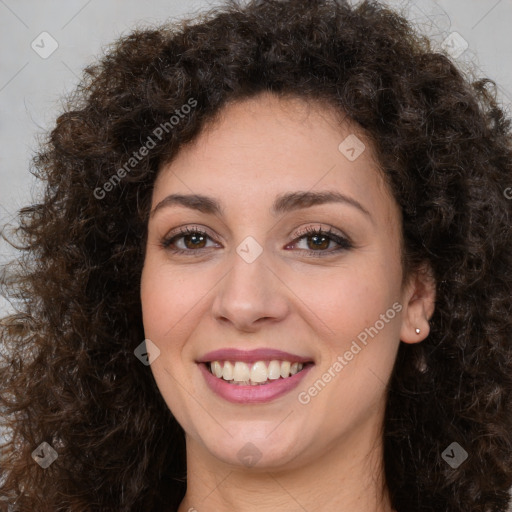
[1,0,511,318]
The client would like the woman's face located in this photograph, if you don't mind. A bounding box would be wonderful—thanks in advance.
[141,93,427,471]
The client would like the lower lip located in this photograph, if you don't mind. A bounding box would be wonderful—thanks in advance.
[198,363,314,404]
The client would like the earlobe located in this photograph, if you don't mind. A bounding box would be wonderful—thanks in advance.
[399,264,436,344]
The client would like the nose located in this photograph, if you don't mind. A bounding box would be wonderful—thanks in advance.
[211,248,290,333]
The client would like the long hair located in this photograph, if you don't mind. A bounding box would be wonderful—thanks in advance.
[1,1,511,510]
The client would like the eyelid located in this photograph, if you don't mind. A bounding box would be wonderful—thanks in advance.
[291,223,349,241]
[163,224,217,242]
[161,225,221,250]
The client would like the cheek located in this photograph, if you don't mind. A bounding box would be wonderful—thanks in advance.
[295,266,401,432]
[309,261,401,390]
[294,259,400,345]
[140,257,209,425]
[140,256,209,346]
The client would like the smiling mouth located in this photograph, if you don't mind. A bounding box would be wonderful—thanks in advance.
[204,360,314,386]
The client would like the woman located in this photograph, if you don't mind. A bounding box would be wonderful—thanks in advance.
[1,0,511,511]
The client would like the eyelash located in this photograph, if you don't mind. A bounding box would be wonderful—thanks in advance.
[160,225,353,257]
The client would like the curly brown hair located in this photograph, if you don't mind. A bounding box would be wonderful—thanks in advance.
[1,0,511,510]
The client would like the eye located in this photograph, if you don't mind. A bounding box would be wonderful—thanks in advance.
[161,226,219,255]
[287,226,353,256]
[160,224,353,257]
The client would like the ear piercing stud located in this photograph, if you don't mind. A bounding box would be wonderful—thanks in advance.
[415,328,421,334]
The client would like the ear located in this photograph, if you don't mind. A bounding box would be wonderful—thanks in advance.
[399,263,436,344]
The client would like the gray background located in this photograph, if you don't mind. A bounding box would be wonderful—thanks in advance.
[1,0,512,318]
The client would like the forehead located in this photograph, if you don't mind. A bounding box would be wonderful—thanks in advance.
[153,93,397,226]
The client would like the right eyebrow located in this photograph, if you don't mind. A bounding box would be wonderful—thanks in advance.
[150,194,223,218]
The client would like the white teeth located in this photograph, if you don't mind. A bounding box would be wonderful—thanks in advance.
[233,362,251,382]
[208,360,307,384]
[280,361,291,378]
[222,361,234,380]
[250,361,268,383]
[267,360,281,380]
[212,361,223,378]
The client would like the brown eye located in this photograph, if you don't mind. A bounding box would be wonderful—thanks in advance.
[182,232,207,249]
[162,227,219,254]
[288,226,353,257]
[306,233,330,250]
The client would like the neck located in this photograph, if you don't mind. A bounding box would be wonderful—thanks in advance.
[177,418,394,512]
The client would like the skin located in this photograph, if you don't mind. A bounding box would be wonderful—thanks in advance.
[140,92,435,512]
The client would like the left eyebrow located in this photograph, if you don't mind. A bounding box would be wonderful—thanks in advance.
[150,190,372,221]
[272,190,372,220]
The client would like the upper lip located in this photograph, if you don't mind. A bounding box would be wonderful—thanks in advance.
[196,348,314,364]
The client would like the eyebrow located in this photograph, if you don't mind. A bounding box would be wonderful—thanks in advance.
[150,190,372,220]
